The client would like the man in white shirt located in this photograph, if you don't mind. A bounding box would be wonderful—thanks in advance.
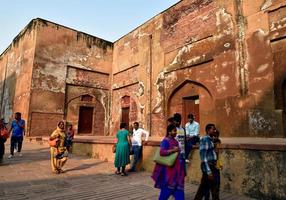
[185,114,200,162]
[129,122,149,172]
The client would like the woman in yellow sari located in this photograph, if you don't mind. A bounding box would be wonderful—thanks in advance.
[50,121,68,174]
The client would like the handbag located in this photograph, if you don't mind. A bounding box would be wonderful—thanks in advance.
[48,138,59,147]
[112,144,116,153]
[153,148,179,167]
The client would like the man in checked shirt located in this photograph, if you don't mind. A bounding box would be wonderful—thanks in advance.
[194,123,220,200]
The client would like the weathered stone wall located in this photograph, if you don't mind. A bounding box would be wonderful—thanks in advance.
[29,19,113,136]
[72,140,286,200]
[111,0,286,137]
[0,21,37,124]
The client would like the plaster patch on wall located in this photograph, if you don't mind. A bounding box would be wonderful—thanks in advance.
[215,74,230,93]
[153,72,165,114]
[124,41,130,47]
[170,44,193,66]
[270,17,286,32]
[261,0,272,10]
[187,55,205,65]
[215,8,234,38]
[224,100,231,116]
[224,43,231,48]
[135,81,145,97]
[222,62,228,68]
[257,64,269,73]
[165,71,178,89]
[249,110,277,136]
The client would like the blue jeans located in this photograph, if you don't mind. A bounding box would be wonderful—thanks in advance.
[185,136,200,159]
[130,145,142,171]
[159,187,185,200]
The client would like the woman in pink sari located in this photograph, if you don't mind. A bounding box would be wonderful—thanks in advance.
[151,124,186,200]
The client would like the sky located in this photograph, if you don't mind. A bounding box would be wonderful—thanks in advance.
[0,0,179,53]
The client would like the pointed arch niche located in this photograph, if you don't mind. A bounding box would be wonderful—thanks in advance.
[66,93,105,136]
[167,80,214,129]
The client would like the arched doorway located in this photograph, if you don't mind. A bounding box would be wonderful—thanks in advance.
[120,95,138,131]
[167,80,213,129]
[66,94,105,135]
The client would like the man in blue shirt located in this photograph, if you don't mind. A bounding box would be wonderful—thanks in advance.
[185,114,200,162]
[194,123,220,200]
[8,112,25,158]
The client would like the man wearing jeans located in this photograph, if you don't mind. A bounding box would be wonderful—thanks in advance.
[194,123,220,200]
[8,112,25,158]
[185,114,200,162]
[129,122,149,172]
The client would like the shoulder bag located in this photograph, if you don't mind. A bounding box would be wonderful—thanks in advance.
[153,148,178,167]
[48,138,59,147]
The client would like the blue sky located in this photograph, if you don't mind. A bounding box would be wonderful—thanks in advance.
[0,0,179,53]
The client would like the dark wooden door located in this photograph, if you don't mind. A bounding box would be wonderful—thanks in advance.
[182,96,200,125]
[121,107,130,131]
[78,106,94,134]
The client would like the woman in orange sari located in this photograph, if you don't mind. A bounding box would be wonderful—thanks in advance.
[50,121,68,174]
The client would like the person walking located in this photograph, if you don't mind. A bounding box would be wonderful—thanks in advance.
[0,119,9,163]
[151,124,185,200]
[194,124,220,200]
[129,122,149,172]
[8,112,25,158]
[50,121,68,174]
[114,122,131,176]
[185,114,200,162]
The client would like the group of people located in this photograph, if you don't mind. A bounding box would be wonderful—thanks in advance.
[0,113,75,175]
[113,121,149,176]
[152,112,222,200]
[0,112,25,162]
[49,121,75,174]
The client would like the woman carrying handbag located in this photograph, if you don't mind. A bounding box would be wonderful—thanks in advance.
[49,121,68,174]
[151,124,186,200]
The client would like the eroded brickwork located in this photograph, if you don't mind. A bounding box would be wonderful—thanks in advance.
[0,0,286,138]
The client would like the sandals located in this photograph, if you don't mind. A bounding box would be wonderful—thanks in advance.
[121,172,127,176]
[115,171,121,175]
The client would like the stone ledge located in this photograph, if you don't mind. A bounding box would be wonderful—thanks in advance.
[26,136,286,151]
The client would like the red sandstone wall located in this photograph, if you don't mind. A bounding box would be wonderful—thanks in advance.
[29,19,113,136]
[0,21,37,126]
[112,0,286,137]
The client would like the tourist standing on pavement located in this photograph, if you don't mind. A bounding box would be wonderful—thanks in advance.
[151,124,185,200]
[114,122,131,176]
[185,114,200,162]
[50,121,68,174]
[129,122,149,172]
[194,124,220,200]
[0,119,9,163]
[8,112,25,158]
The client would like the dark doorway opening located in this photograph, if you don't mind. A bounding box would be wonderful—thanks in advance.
[182,95,200,125]
[78,106,94,134]
[121,107,130,131]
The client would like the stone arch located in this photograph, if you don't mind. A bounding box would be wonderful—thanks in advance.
[166,79,214,129]
[66,93,105,136]
[119,94,138,131]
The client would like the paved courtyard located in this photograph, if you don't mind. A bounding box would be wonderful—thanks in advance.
[0,140,255,200]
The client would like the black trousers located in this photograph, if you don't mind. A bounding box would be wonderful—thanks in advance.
[10,136,23,155]
[194,163,220,200]
[0,137,6,160]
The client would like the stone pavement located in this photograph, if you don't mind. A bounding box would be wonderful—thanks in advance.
[0,141,256,200]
